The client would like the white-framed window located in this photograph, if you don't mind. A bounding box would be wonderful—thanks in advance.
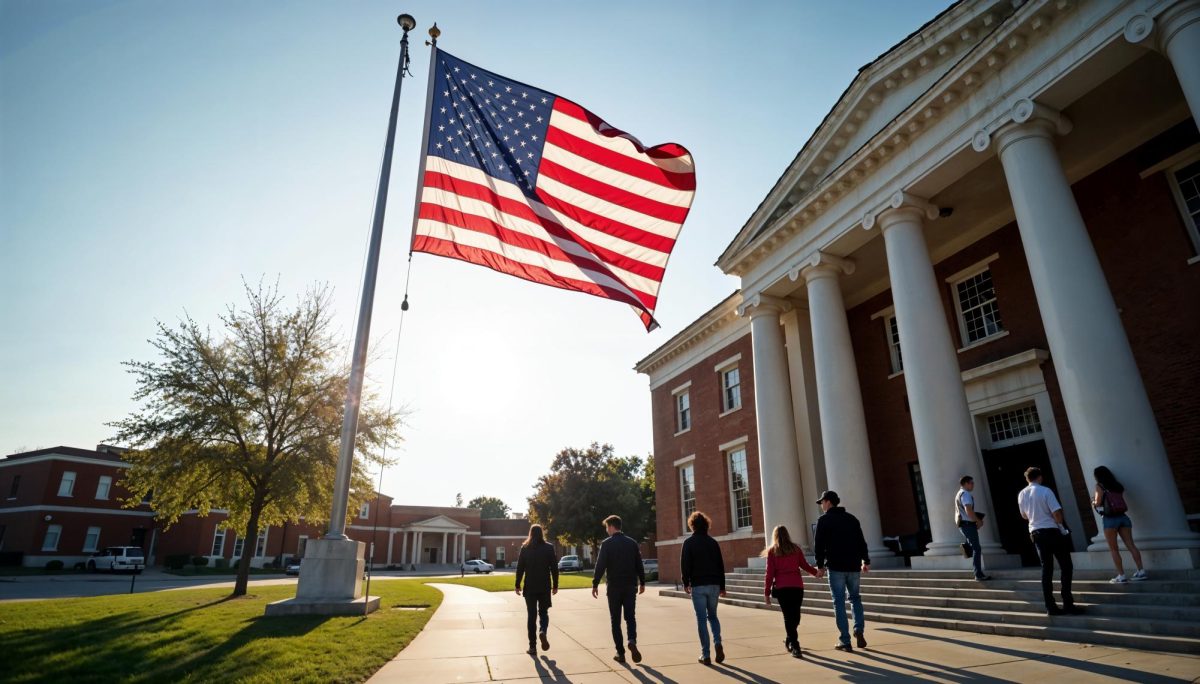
[8,475,19,498]
[480,546,488,561]
[232,534,245,559]
[95,476,112,500]
[255,528,268,557]
[211,528,227,557]
[360,502,370,519]
[986,404,1043,447]
[57,471,76,497]
[885,314,903,373]
[679,463,696,526]
[42,524,62,551]
[727,447,752,530]
[297,535,308,558]
[1167,155,1200,256]
[496,546,505,562]
[721,366,742,413]
[83,526,101,552]
[951,267,1004,346]
[675,391,691,433]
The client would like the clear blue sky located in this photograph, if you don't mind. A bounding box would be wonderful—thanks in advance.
[0,0,949,512]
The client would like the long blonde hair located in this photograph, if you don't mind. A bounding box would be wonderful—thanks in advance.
[760,525,799,558]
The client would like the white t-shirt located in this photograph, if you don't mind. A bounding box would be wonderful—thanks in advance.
[955,488,975,523]
[1017,483,1063,532]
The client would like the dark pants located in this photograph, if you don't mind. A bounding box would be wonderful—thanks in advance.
[524,593,550,644]
[775,587,804,645]
[606,585,638,653]
[1031,528,1074,610]
[959,521,985,578]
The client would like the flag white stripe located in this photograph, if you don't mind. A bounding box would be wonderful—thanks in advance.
[541,142,694,208]
[549,111,695,175]
[535,173,684,239]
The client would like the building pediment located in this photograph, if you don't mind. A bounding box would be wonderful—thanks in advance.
[405,514,470,531]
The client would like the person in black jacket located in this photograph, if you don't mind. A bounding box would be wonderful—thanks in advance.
[515,524,559,655]
[591,514,645,664]
[680,511,727,665]
[813,490,870,652]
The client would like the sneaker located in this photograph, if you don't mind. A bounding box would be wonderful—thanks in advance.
[715,643,725,664]
[1110,574,1128,584]
[834,643,854,653]
[526,644,537,655]
[540,632,550,651]
[1131,570,1148,581]
[628,642,642,664]
[854,631,867,649]
[697,656,711,665]
[613,653,626,664]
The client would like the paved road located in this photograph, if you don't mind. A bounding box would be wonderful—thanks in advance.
[370,584,1200,683]
[0,569,472,601]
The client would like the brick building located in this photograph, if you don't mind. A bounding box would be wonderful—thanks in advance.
[638,0,1200,582]
[0,445,555,569]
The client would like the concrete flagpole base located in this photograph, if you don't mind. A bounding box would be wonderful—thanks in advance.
[265,538,380,617]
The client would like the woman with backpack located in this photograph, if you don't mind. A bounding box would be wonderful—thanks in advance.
[763,525,821,658]
[1092,466,1147,584]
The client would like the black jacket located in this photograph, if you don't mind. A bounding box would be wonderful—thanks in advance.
[592,532,645,588]
[515,541,559,594]
[814,507,871,572]
[680,532,725,591]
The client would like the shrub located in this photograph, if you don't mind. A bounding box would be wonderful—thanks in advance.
[191,556,209,568]
[214,557,229,569]
[164,554,190,570]
[45,560,64,571]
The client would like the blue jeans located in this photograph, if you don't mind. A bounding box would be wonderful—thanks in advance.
[959,521,985,578]
[689,584,722,658]
[828,570,864,646]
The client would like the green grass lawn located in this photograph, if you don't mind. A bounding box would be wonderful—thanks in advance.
[0,581,442,683]
[422,572,594,592]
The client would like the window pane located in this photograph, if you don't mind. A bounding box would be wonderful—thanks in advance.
[680,464,696,524]
[956,270,1004,343]
[42,525,61,551]
[255,529,268,557]
[212,529,226,556]
[96,477,112,500]
[987,404,1043,444]
[58,472,76,497]
[728,449,752,529]
[83,527,101,552]
[887,315,903,372]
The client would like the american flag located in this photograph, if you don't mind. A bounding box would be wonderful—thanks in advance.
[411,50,696,331]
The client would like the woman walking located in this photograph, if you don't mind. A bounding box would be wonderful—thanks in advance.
[515,524,559,654]
[680,511,726,665]
[763,525,821,658]
[1092,466,1147,583]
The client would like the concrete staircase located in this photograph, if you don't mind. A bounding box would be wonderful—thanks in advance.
[659,567,1200,654]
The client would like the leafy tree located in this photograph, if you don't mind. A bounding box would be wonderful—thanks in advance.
[527,443,654,556]
[468,495,511,519]
[110,281,401,597]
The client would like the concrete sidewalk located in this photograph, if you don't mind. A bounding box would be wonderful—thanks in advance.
[369,584,1200,683]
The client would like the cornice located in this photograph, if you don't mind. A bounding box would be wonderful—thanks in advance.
[718,0,1080,278]
[633,291,744,377]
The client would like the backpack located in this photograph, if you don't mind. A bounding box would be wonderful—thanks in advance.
[1101,489,1128,516]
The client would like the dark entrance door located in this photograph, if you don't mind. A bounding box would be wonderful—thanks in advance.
[129,527,148,551]
[427,547,438,564]
[981,440,1057,566]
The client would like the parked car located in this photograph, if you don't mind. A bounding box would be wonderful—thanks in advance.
[285,559,302,576]
[558,555,583,572]
[87,546,145,574]
[463,559,494,574]
[641,558,658,573]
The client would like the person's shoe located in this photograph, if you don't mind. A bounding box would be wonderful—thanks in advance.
[1131,569,1148,581]
[1046,605,1065,616]
[526,644,537,655]
[854,630,867,649]
[628,642,642,664]
[1066,605,1085,615]
[715,643,725,664]
[613,652,626,664]
[1110,574,1128,584]
[975,575,992,581]
[697,656,711,665]
[834,643,854,653]
[791,645,803,659]
[539,631,550,651]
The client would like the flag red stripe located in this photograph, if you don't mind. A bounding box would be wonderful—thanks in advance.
[412,235,654,320]
[552,99,693,161]
[543,126,696,191]
[534,189,680,266]
[536,157,690,223]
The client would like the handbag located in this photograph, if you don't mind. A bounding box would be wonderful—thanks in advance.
[961,542,973,558]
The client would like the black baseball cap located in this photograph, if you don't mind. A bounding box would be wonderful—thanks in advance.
[816,490,840,505]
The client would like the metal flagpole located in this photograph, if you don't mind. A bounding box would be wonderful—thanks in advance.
[407,24,440,256]
[326,14,418,540]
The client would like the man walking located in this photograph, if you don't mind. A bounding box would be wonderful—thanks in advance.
[1018,467,1082,616]
[680,511,727,665]
[515,524,559,655]
[592,515,646,664]
[956,476,991,581]
[813,490,870,652]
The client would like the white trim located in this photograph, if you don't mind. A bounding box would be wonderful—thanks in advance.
[725,444,753,532]
[1188,254,1200,266]
[673,427,692,437]
[672,454,696,467]
[957,329,1011,354]
[670,381,692,395]
[479,535,527,540]
[1163,149,1200,257]
[41,524,62,551]
[94,475,112,500]
[57,471,76,498]
[656,530,765,547]
[887,370,905,380]
[0,505,155,518]
[0,454,129,469]
[1138,143,1200,179]
[717,436,749,453]
[713,353,742,372]
[943,253,1000,284]
[869,305,896,321]
[82,526,101,553]
[719,364,743,414]
[718,406,742,419]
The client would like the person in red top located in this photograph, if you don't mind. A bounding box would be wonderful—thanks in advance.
[762,525,821,658]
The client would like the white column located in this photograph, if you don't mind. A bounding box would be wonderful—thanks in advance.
[441,532,448,564]
[414,531,423,564]
[782,308,827,532]
[741,294,809,544]
[985,101,1199,549]
[799,254,889,558]
[1127,2,1200,125]
[386,531,394,566]
[400,531,408,565]
[872,195,1002,556]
